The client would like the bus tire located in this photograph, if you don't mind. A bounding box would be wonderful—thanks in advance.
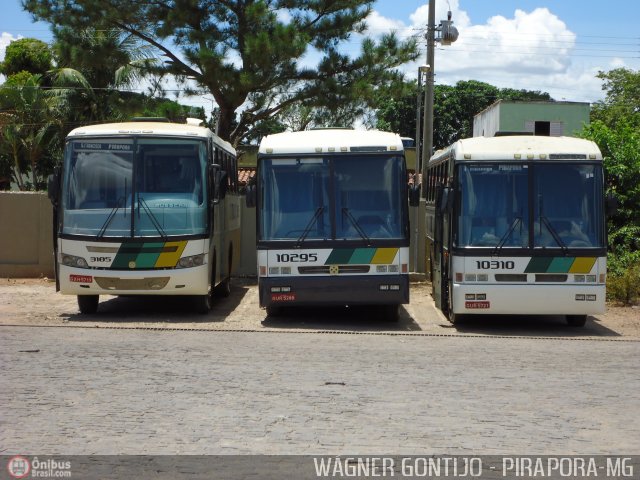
[217,249,233,298]
[566,314,587,327]
[446,281,462,325]
[77,295,99,314]
[266,305,281,317]
[193,292,212,314]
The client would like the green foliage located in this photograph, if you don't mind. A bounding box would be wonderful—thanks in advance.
[23,0,419,144]
[607,249,640,305]
[375,79,553,150]
[0,38,53,76]
[591,68,640,130]
[580,68,640,305]
[0,73,62,189]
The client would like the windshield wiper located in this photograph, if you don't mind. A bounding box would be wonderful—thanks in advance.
[539,215,568,252]
[342,208,371,246]
[137,194,168,240]
[296,206,325,247]
[97,196,124,239]
[537,193,567,252]
[492,216,522,254]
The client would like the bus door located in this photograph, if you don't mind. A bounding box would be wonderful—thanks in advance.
[433,183,454,310]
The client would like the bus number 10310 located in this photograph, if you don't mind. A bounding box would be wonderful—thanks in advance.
[276,253,318,263]
[476,260,515,270]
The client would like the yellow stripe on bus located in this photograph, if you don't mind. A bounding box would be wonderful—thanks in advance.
[371,248,399,264]
[569,257,597,274]
[154,241,188,268]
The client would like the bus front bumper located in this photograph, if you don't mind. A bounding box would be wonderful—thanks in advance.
[259,275,409,308]
[452,283,606,316]
[58,264,210,296]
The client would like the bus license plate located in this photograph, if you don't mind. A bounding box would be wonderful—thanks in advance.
[272,293,296,302]
[70,274,93,283]
[465,301,490,309]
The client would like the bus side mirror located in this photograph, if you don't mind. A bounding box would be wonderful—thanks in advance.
[408,184,420,207]
[440,187,454,214]
[606,193,618,216]
[47,167,61,206]
[210,164,227,204]
[245,184,256,208]
[216,170,228,201]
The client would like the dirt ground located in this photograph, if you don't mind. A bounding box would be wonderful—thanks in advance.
[1,277,638,338]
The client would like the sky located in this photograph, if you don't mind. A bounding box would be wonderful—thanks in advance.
[1,0,639,115]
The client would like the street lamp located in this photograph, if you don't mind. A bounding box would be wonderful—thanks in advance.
[419,2,459,198]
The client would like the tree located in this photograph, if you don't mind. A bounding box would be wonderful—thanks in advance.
[590,68,640,129]
[24,0,419,145]
[0,38,53,77]
[0,73,61,189]
[375,79,553,150]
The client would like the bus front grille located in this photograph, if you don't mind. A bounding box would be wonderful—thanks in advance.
[298,265,371,274]
[94,277,170,290]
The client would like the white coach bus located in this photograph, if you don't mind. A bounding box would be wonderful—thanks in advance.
[48,118,241,314]
[425,135,609,327]
[247,129,411,320]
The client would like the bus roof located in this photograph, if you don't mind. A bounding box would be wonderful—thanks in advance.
[259,129,404,155]
[66,121,235,155]
[430,135,602,163]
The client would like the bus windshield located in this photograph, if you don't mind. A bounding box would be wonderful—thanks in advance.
[457,163,604,249]
[61,138,208,237]
[259,155,406,242]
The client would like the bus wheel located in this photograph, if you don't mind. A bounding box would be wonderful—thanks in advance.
[266,305,281,317]
[566,314,587,327]
[77,295,99,314]
[193,292,212,314]
[446,282,461,325]
[217,253,232,298]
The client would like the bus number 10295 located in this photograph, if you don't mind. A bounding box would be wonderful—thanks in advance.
[276,253,318,263]
[476,260,515,270]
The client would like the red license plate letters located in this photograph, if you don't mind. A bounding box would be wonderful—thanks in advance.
[70,274,93,283]
[271,293,296,302]
[465,301,490,309]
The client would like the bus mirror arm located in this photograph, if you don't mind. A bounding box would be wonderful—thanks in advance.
[47,166,61,206]
[440,187,454,214]
[245,185,256,208]
[605,193,618,216]
[408,184,420,207]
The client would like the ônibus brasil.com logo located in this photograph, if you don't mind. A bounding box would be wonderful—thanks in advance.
[6,456,72,478]
[6,456,30,479]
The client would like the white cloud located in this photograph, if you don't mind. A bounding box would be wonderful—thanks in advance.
[1,32,22,62]
[370,4,632,103]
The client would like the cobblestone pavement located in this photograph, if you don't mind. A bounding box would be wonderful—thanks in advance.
[1,325,638,455]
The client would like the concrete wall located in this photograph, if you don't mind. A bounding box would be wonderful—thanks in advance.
[0,192,55,278]
[0,192,425,278]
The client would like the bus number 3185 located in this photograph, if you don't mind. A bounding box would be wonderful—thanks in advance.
[476,260,515,270]
[276,253,318,263]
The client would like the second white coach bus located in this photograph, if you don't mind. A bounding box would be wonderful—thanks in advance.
[248,129,411,320]
[425,135,608,327]
[48,118,241,314]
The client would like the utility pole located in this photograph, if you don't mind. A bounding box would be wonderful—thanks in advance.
[420,0,436,198]
[420,2,458,196]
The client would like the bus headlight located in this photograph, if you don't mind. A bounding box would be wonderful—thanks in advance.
[61,254,88,269]
[176,254,206,268]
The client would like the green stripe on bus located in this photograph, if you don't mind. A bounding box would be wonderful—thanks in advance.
[547,257,576,273]
[134,242,164,268]
[112,242,144,269]
[325,248,355,265]
[348,248,377,264]
[524,257,553,273]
